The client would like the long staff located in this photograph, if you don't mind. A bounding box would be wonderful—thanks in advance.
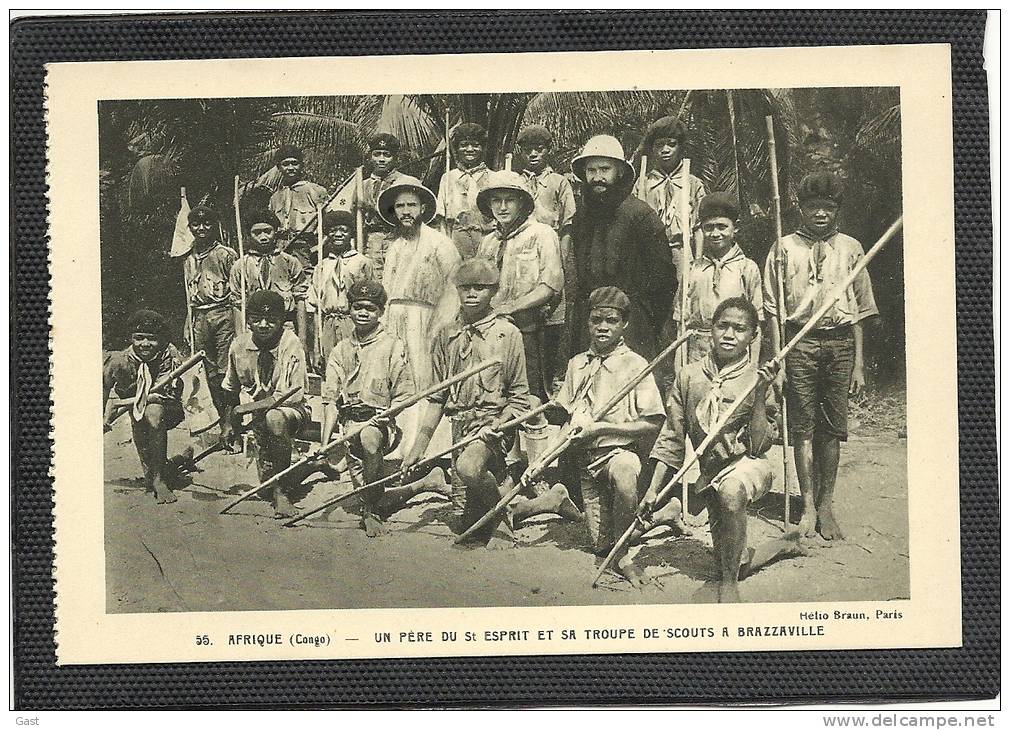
[592,216,903,587]
[315,207,326,365]
[637,155,648,200]
[233,175,247,326]
[354,165,365,255]
[456,330,693,543]
[283,400,556,527]
[677,158,693,515]
[765,115,792,528]
[285,168,359,241]
[444,110,452,179]
[181,187,196,352]
[219,359,501,514]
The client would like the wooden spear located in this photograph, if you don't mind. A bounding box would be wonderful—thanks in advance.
[591,216,903,587]
[677,157,693,516]
[233,175,247,327]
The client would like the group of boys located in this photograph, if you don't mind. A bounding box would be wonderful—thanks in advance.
[104,116,878,602]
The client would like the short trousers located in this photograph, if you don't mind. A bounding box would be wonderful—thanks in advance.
[578,446,642,552]
[131,398,185,430]
[192,305,235,376]
[703,455,774,503]
[784,325,855,441]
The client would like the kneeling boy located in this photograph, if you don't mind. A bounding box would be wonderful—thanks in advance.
[103,309,186,504]
[220,290,310,517]
[644,297,800,602]
[555,287,667,580]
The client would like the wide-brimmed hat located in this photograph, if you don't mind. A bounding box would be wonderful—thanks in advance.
[475,170,535,220]
[376,175,437,227]
[571,134,636,183]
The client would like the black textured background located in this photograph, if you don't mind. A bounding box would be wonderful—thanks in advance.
[11,10,996,709]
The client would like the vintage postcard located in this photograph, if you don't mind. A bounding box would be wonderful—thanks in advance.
[47,43,958,665]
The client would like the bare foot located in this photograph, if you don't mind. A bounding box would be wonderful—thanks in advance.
[816,509,845,540]
[154,483,177,504]
[798,508,818,537]
[485,521,516,550]
[424,467,452,499]
[647,497,693,537]
[361,512,387,538]
[718,581,742,603]
[617,555,648,587]
[273,492,296,519]
[549,484,584,522]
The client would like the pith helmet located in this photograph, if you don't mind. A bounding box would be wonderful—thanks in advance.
[376,175,437,227]
[476,170,535,220]
[571,135,636,183]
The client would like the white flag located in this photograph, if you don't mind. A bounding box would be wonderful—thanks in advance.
[170,188,195,257]
[326,172,357,212]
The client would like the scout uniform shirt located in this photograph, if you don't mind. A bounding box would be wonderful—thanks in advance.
[435,163,495,257]
[427,312,531,434]
[555,340,666,450]
[761,229,878,330]
[308,249,375,317]
[269,179,329,236]
[476,218,563,332]
[229,249,308,313]
[221,327,308,406]
[184,242,239,310]
[642,160,706,245]
[322,324,414,414]
[103,343,185,408]
[650,353,777,488]
[523,166,577,328]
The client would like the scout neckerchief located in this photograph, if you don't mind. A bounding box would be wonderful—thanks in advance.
[698,243,745,297]
[249,249,273,290]
[695,351,750,434]
[572,339,628,411]
[128,345,157,421]
[493,217,531,270]
[450,311,496,361]
[795,225,838,285]
[453,163,488,214]
[344,324,383,386]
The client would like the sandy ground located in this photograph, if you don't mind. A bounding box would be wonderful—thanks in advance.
[104,416,909,613]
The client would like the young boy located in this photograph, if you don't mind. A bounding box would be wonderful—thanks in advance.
[515,124,578,392]
[307,209,375,370]
[402,258,578,543]
[103,309,185,504]
[645,297,800,602]
[673,192,764,366]
[762,171,878,540]
[183,204,238,412]
[435,122,495,259]
[220,290,310,518]
[320,280,426,536]
[269,144,329,269]
[555,286,667,581]
[359,132,409,279]
[229,208,308,351]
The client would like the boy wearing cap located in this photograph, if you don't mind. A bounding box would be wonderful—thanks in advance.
[763,171,878,541]
[307,209,375,369]
[516,124,578,392]
[229,208,309,350]
[269,144,329,268]
[640,116,706,260]
[220,290,310,518]
[359,133,409,279]
[645,297,799,601]
[379,176,462,390]
[674,191,764,366]
[435,123,495,259]
[320,280,424,536]
[555,286,666,580]
[103,309,186,504]
[183,205,238,411]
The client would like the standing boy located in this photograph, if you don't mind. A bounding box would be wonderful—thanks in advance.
[555,287,666,581]
[645,297,800,602]
[229,208,309,351]
[320,280,420,536]
[359,132,409,279]
[435,122,495,259]
[220,290,310,518]
[762,171,878,540]
[269,144,329,269]
[183,204,238,412]
[307,209,375,369]
[103,309,185,504]
[674,192,764,365]
[515,124,578,391]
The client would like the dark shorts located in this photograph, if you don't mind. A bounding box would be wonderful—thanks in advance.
[343,416,399,461]
[192,305,235,376]
[132,398,185,430]
[784,325,855,441]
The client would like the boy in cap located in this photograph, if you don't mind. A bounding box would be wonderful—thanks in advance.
[307,209,375,370]
[640,116,707,263]
[515,124,578,392]
[103,309,186,504]
[378,176,462,390]
[644,297,801,600]
[435,122,495,259]
[269,144,329,269]
[359,132,409,279]
[229,208,309,351]
[220,290,310,518]
[763,171,878,541]
[555,286,666,581]
[183,204,238,411]
[674,191,764,366]
[402,258,580,543]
